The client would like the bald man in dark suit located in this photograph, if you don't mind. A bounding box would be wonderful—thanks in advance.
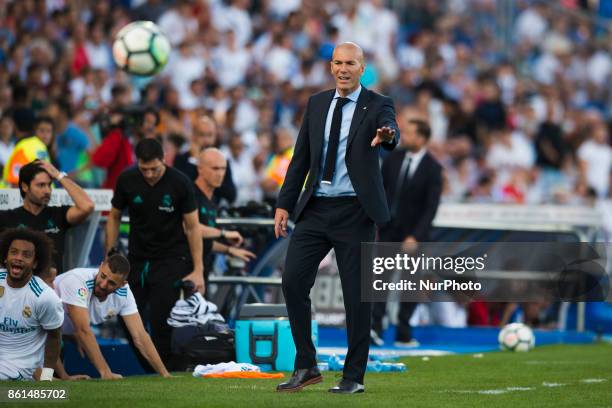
[274,42,399,394]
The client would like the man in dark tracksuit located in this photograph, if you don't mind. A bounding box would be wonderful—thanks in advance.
[105,139,203,369]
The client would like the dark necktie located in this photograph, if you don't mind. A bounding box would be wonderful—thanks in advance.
[391,155,412,218]
[321,97,350,184]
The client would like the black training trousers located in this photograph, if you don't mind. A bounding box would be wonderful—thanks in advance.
[127,256,192,371]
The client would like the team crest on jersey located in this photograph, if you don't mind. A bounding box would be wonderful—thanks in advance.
[22,306,32,318]
[158,194,175,213]
[77,287,88,298]
[105,309,116,320]
[45,219,60,234]
[0,285,4,297]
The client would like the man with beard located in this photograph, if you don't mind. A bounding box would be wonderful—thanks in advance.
[0,228,64,381]
[0,160,94,275]
[53,251,170,379]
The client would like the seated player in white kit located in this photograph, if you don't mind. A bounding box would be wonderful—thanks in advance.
[53,251,170,379]
[0,228,64,381]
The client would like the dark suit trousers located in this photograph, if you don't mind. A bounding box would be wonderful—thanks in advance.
[372,225,418,342]
[282,196,375,383]
[372,300,418,342]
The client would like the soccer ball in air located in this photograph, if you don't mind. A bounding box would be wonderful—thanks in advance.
[112,21,171,76]
[498,323,535,352]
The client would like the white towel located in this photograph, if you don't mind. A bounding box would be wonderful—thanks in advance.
[193,362,260,377]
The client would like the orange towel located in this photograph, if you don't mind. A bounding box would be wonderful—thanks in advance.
[201,372,285,379]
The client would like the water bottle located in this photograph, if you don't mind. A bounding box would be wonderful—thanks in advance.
[380,362,407,372]
[327,354,344,371]
[317,362,329,371]
[370,352,400,362]
[366,360,382,372]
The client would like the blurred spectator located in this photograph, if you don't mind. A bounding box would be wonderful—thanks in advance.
[211,30,250,89]
[136,107,162,143]
[577,120,611,198]
[0,114,15,172]
[89,109,134,190]
[165,40,206,109]
[212,0,252,48]
[486,126,535,170]
[221,132,262,205]
[3,116,53,186]
[131,0,167,22]
[261,127,295,204]
[475,80,506,134]
[85,20,113,73]
[534,104,569,200]
[157,0,199,47]
[47,99,91,175]
[174,115,237,203]
[514,1,548,46]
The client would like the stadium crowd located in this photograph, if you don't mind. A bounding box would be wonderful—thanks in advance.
[0,0,609,204]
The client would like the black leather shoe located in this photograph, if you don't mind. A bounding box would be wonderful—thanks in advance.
[276,367,322,392]
[329,378,365,394]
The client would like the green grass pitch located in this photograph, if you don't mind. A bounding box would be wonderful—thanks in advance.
[5,343,611,408]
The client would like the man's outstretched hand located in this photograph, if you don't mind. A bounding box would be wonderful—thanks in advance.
[371,126,396,147]
[274,208,289,239]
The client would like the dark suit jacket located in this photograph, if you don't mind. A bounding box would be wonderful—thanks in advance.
[380,149,442,242]
[277,87,399,226]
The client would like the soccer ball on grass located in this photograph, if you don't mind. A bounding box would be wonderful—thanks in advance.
[498,323,535,352]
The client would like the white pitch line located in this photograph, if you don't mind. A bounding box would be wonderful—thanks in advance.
[440,377,609,397]
[580,378,608,384]
[542,382,566,387]
[477,389,508,395]
[525,361,589,365]
[318,346,453,357]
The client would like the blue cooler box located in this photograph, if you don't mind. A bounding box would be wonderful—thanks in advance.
[235,304,318,372]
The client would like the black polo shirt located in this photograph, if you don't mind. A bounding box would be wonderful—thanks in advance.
[194,186,217,275]
[0,205,71,273]
[112,166,197,260]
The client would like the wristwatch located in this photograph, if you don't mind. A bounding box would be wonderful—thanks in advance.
[219,229,225,239]
[56,171,67,181]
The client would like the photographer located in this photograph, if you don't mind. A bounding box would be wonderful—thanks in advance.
[90,108,134,190]
[90,102,165,190]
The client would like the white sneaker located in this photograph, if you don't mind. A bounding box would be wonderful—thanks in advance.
[394,339,420,348]
[370,329,384,347]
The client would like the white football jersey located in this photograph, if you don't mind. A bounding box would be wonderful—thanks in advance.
[0,270,64,380]
[53,268,138,334]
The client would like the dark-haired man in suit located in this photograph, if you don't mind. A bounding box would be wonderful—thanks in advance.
[274,42,399,394]
[371,117,442,347]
